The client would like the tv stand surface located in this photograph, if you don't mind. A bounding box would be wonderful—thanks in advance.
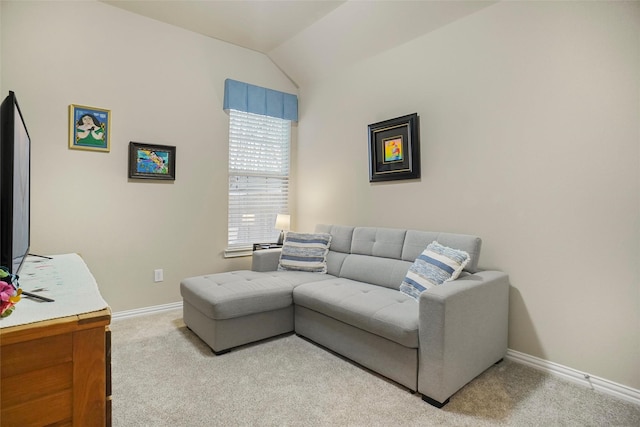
[0,256,111,427]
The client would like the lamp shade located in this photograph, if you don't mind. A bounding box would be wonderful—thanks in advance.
[275,214,290,231]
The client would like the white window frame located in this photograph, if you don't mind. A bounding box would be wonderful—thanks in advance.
[225,109,290,257]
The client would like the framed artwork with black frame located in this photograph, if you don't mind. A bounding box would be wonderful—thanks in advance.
[368,113,420,182]
[128,142,176,180]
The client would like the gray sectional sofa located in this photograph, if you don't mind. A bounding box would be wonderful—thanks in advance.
[180,224,509,407]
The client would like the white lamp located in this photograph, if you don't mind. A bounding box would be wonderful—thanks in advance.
[275,214,291,245]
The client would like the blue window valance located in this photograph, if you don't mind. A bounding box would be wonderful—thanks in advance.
[223,78,298,122]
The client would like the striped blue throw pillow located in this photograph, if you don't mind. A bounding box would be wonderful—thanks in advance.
[400,241,470,300]
[278,232,332,273]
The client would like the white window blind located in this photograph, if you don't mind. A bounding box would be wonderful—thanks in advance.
[227,109,290,253]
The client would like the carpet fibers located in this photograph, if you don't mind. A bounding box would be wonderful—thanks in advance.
[111,309,640,426]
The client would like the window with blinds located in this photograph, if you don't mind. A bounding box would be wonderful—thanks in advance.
[227,109,290,254]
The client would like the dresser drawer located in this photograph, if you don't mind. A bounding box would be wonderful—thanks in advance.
[0,333,73,378]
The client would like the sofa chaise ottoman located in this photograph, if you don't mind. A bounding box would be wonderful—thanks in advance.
[180,224,509,407]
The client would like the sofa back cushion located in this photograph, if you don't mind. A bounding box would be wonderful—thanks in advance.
[402,230,482,273]
[350,227,406,259]
[315,224,354,276]
[340,254,412,290]
[315,224,354,253]
[315,224,483,288]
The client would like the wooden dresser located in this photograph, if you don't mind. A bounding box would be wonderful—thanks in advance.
[0,255,111,427]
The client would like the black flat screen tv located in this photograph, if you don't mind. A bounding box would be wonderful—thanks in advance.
[0,91,31,275]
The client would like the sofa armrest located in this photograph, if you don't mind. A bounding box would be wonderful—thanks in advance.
[251,248,282,272]
[417,270,509,405]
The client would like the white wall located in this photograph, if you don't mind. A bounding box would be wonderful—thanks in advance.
[296,1,639,389]
[0,1,296,311]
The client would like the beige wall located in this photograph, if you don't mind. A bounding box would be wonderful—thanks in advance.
[0,1,296,311]
[2,0,638,393]
[296,1,639,389]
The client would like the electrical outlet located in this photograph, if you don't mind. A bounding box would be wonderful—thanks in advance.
[154,269,164,282]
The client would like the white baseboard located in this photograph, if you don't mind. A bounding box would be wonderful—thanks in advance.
[506,349,640,406]
[111,301,183,321]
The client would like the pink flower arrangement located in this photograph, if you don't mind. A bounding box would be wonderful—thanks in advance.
[0,268,21,318]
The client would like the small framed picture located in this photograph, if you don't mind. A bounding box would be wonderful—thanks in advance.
[368,113,420,182]
[128,142,176,181]
[69,104,111,152]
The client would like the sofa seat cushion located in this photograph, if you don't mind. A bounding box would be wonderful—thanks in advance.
[181,270,334,320]
[293,278,419,348]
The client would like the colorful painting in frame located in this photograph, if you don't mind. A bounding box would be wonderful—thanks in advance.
[128,142,176,180]
[69,104,111,152]
[368,113,420,182]
[384,137,404,162]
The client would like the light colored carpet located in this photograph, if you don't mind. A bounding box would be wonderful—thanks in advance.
[111,309,640,426]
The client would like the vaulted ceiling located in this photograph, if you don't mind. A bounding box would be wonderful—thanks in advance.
[101,1,497,86]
